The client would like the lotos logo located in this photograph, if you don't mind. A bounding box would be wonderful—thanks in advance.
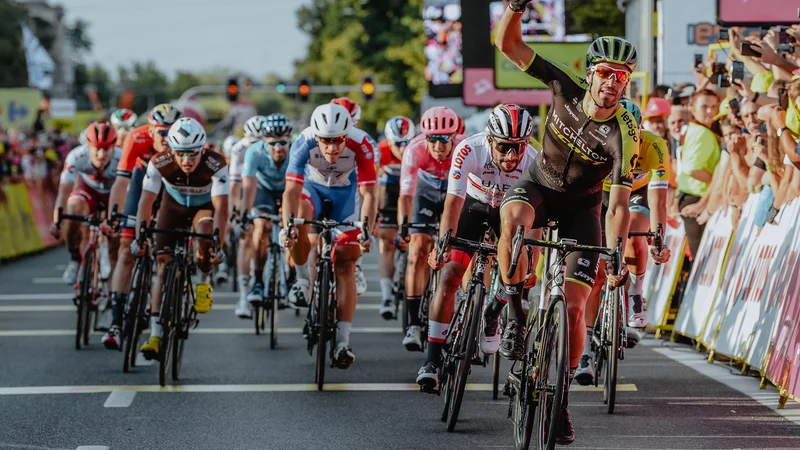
[687,23,763,46]
[453,145,472,169]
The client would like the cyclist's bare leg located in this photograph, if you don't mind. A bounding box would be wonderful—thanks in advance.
[112,238,135,293]
[193,213,215,276]
[149,253,172,333]
[251,218,271,283]
[626,211,650,284]
[237,230,251,282]
[65,197,89,261]
[378,227,397,303]
[405,233,433,325]
[426,260,468,364]
[106,235,120,277]
[289,199,314,266]
[334,244,361,362]
[565,281,591,369]
[497,202,534,321]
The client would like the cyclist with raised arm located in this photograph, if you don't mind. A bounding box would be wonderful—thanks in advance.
[110,109,138,147]
[396,106,464,351]
[416,104,538,390]
[234,113,293,318]
[133,117,229,360]
[220,115,268,284]
[281,103,377,368]
[493,0,639,443]
[376,116,416,319]
[101,104,182,349]
[52,122,122,285]
[576,99,673,384]
[331,97,378,296]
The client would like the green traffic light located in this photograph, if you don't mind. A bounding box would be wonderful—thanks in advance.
[277,84,286,93]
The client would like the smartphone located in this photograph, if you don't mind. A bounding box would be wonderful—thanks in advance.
[741,42,762,57]
[719,27,729,41]
[779,87,789,110]
[694,53,703,72]
[778,28,791,44]
[729,97,741,116]
[731,61,744,83]
[760,122,768,134]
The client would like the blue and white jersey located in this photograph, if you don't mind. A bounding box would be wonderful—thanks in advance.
[286,126,377,188]
[241,141,288,192]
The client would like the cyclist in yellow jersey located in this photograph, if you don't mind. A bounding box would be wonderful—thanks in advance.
[576,99,672,385]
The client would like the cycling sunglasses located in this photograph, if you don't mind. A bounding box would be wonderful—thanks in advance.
[593,64,631,84]
[318,135,347,145]
[489,136,525,155]
[172,148,202,158]
[393,140,409,147]
[155,128,170,137]
[426,134,452,144]
[266,140,290,147]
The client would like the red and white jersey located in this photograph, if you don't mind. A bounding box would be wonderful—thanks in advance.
[447,132,537,208]
[60,145,123,194]
[229,136,260,182]
[399,134,465,196]
[286,126,377,188]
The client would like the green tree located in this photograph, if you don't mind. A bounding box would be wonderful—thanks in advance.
[0,0,29,87]
[117,61,169,114]
[565,0,625,37]
[168,71,201,100]
[68,19,92,53]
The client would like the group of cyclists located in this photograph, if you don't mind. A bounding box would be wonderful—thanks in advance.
[49,1,675,444]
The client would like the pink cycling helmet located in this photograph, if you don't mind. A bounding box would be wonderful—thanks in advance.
[420,106,459,135]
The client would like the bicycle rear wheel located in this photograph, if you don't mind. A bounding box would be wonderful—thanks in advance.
[446,283,482,432]
[230,235,239,292]
[172,277,189,381]
[75,251,95,350]
[124,255,150,372]
[159,263,180,387]
[604,287,621,413]
[530,299,568,450]
[315,263,330,391]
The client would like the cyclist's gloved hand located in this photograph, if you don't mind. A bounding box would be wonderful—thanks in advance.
[210,248,226,265]
[523,271,537,289]
[650,245,671,265]
[130,240,146,257]
[427,247,449,270]
[50,222,62,240]
[358,231,372,253]
[508,0,532,12]
[279,227,296,249]
[606,261,629,288]
[394,234,410,251]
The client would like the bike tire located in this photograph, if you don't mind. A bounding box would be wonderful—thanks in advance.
[315,263,330,391]
[492,353,501,400]
[75,251,95,350]
[254,303,262,335]
[230,236,239,293]
[446,283,482,432]
[513,309,539,450]
[440,297,462,423]
[605,288,620,414]
[172,275,187,382]
[270,246,280,349]
[123,256,150,372]
[531,299,568,450]
[159,263,180,387]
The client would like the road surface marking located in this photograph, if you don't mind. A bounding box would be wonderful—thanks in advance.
[75,447,110,450]
[0,327,401,337]
[0,291,382,301]
[135,353,155,366]
[0,383,637,395]
[33,278,68,284]
[103,390,136,407]
[652,346,800,425]
[0,303,383,312]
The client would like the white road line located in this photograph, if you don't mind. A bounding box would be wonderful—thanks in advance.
[103,390,136,408]
[652,346,800,425]
[0,327,401,337]
[0,303,383,312]
[0,383,637,395]
[33,278,67,284]
[75,446,110,450]
[0,291,383,301]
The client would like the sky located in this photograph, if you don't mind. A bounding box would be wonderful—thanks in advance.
[62,0,312,80]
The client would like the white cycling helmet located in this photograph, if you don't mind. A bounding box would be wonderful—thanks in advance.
[384,116,416,144]
[243,115,268,138]
[168,117,207,151]
[222,135,240,157]
[110,109,138,129]
[311,104,351,138]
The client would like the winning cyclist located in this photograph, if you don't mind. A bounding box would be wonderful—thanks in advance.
[234,113,293,318]
[494,0,639,443]
[416,104,538,390]
[101,104,182,349]
[575,99,672,384]
[52,122,122,285]
[133,117,229,360]
[110,109,138,146]
[331,97,378,296]
[282,103,376,368]
[376,116,416,319]
[221,115,268,284]
[396,106,464,351]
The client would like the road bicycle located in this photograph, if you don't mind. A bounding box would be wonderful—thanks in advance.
[504,221,622,450]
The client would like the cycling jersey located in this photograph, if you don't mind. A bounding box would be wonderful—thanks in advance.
[286,126,377,188]
[61,145,123,194]
[229,136,260,183]
[602,130,670,192]
[377,139,402,185]
[142,151,230,207]
[116,125,155,178]
[241,140,288,191]
[399,134,465,196]
[522,53,637,194]
[447,132,538,208]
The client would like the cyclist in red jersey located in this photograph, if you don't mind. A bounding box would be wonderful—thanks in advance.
[101,104,182,349]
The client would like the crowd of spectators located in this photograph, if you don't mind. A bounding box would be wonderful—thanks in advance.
[637,24,800,258]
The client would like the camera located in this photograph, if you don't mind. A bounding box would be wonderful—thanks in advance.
[712,63,729,88]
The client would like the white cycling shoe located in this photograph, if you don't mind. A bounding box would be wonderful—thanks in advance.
[628,295,648,328]
[288,279,311,308]
[403,325,423,352]
[480,315,501,355]
[355,265,367,295]
[62,261,79,285]
[574,353,595,386]
[234,297,251,319]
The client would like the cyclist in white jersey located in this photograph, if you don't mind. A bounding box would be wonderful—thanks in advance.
[416,104,538,389]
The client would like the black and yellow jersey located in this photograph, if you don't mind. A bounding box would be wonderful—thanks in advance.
[603,130,671,192]
[520,54,638,195]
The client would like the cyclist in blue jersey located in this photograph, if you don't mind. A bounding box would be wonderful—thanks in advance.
[234,114,293,318]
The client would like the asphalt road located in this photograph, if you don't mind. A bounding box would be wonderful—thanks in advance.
[1,248,799,450]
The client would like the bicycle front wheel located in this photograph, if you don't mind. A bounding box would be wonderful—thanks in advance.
[124,255,150,372]
[159,263,181,387]
[75,251,95,350]
[315,263,330,391]
[604,287,621,413]
[447,283,483,432]
[171,276,188,381]
[531,298,568,450]
[270,246,281,349]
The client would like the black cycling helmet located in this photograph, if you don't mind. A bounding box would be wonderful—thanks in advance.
[586,36,638,73]
[264,113,293,137]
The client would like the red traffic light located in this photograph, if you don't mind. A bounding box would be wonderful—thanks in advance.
[243,80,253,90]
[361,82,375,96]
[298,84,310,96]
[227,84,238,96]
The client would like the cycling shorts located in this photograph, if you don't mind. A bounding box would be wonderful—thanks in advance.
[410,181,446,235]
[121,165,146,240]
[153,193,214,256]
[500,178,602,290]
[302,182,361,245]
[251,185,283,216]
[602,184,649,217]
[379,183,400,229]
[450,195,501,265]
[69,178,109,215]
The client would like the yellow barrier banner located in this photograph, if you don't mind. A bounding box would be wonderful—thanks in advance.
[0,184,44,259]
[0,89,43,129]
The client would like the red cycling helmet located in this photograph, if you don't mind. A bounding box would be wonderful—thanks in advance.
[456,116,465,135]
[84,121,117,149]
[420,106,459,135]
[331,97,361,123]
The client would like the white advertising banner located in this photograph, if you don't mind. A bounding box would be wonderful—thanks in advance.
[646,218,686,331]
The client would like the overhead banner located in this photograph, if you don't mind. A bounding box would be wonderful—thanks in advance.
[673,208,735,340]
[717,0,800,26]
[463,68,552,107]
[646,219,686,333]
[699,195,759,347]
[494,43,589,89]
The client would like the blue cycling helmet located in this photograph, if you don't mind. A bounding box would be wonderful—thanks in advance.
[619,97,643,127]
[264,113,293,137]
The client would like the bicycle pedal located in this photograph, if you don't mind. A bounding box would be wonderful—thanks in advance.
[419,384,439,395]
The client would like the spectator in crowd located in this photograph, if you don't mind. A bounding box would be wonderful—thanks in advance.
[642,97,671,140]
[667,105,691,159]
[677,89,721,257]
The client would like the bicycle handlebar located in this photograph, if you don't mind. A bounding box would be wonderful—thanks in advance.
[137,220,221,253]
[628,223,664,252]
[434,228,497,266]
[57,205,120,227]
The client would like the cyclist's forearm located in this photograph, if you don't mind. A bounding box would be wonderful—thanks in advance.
[53,182,74,222]
[229,181,241,217]
[496,4,534,69]
[282,181,303,227]
[240,177,257,217]
[649,189,668,236]
[135,191,158,239]
[108,176,130,218]
[398,195,413,226]
[605,204,630,255]
[212,195,229,239]
[440,194,465,238]
[359,185,377,227]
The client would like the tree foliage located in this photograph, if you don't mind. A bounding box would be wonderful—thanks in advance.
[565,0,625,37]
[0,0,29,88]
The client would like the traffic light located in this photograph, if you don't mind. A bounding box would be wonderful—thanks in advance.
[243,79,253,90]
[297,78,310,102]
[361,75,375,103]
[276,81,287,94]
[226,78,239,102]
